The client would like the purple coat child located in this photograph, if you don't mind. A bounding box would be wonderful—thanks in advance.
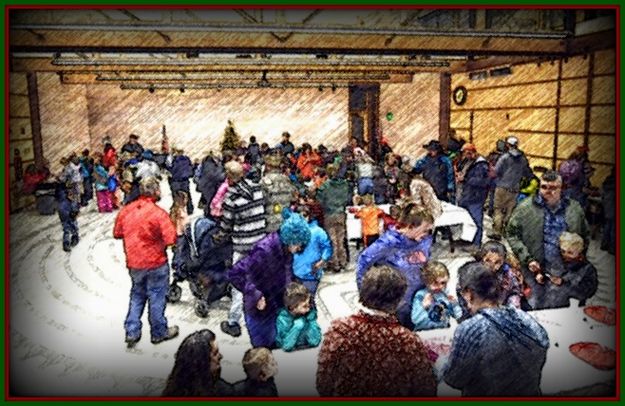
[228,212,311,348]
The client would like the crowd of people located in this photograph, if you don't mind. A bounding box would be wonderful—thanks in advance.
[21,128,615,397]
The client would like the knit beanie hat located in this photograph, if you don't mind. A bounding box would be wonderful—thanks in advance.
[279,211,311,247]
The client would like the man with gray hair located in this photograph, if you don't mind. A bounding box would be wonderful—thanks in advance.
[113,176,179,348]
[506,170,589,309]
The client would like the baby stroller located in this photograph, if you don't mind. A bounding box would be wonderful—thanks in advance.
[167,216,232,318]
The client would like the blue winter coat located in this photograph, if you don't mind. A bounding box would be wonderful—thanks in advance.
[292,220,333,281]
[411,288,462,331]
[356,228,433,328]
[459,157,490,206]
[169,155,194,182]
[56,184,79,222]
[413,155,455,200]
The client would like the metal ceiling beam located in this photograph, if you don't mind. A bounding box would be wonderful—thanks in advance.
[9,23,569,39]
[59,72,413,85]
[119,82,357,90]
[9,29,567,54]
[12,57,451,73]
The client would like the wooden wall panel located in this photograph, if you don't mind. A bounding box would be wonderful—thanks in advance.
[451,49,615,185]
[465,82,557,109]
[590,164,613,187]
[472,111,508,154]
[557,134,585,159]
[9,118,32,141]
[508,108,555,132]
[558,107,586,133]
[38,73,91,174]
[560,79,587,106]
[450,111,470,129]
[588,135,615,164]
[593,49,616,74]
[516,133,555,157]
[527,157,553,171]
[9,72,28,94]
[589,106,615,133]
[591,76,616,104]
[9,94,30,117]
[455,129,471,143]
[380,73,440,158]
[561,56,589,78]
[85,84,349,165]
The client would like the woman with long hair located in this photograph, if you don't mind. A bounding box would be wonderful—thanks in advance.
[162,329,231,397]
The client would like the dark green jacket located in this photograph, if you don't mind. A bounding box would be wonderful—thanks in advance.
[506,195,589,266]
[316,179,352,215]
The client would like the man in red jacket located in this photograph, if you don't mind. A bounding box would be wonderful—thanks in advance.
[113,176,179,348]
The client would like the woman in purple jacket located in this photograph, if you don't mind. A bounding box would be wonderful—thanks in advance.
[228,212,311,348]
[356,202,435,330]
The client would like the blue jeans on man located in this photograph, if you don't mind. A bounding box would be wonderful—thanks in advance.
[125,263,170,341]
[463,202,484,246]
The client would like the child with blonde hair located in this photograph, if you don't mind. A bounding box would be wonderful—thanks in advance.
[349,194,385,247]
[411,261,462,331]
[539,232,598,308]
[233,347,278,397]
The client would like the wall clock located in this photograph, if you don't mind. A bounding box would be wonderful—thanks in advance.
[453,86,468,105]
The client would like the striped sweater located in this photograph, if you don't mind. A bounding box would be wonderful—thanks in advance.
[219,178,267,254]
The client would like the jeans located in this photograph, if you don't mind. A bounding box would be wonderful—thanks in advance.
[493,187,518,235]
[227,251,244,325]
[170,180,194,215]
[61,218,78,247]
[124,263,170,340]
[81,178,93,206]
[295,278,320,306]
[358,177,374,196]
[462,202,484,246]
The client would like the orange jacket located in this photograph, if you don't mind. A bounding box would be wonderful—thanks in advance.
[297,152,322,180]
[113,196,177,269]
[355,206,384,236]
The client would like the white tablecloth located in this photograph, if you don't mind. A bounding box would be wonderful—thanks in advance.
[346,202,477,242]
[416,300,616,396]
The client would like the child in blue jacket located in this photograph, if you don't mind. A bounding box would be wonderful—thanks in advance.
[275,282,322,352]
[292,206,333,300]
[411,261,462,331]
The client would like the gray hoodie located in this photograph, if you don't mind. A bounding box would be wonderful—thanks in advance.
[494,149,532,192]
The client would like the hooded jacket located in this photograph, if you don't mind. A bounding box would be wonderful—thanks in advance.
[444,306,549,396]
[459,156,490,206]
[292,220,333,281]
[494,149,533,192]
[356,228,433,329]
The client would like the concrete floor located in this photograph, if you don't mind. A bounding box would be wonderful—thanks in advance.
[8,181,616,397]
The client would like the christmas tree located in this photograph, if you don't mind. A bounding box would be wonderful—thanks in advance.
[220,119,241,154]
